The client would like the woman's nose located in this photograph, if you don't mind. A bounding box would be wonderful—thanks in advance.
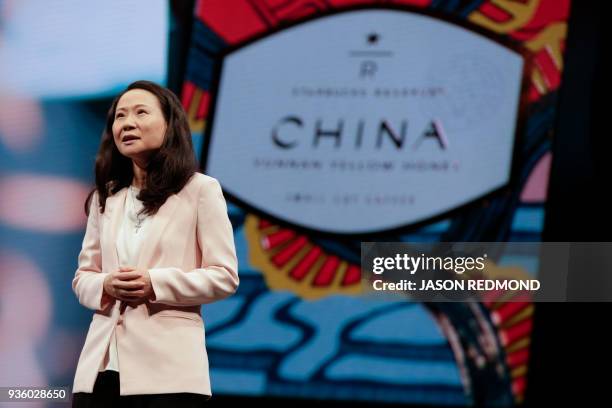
[122,117,136,131]
[122,112,138,127]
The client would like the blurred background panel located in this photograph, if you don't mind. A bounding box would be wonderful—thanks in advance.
[0,0,168,98]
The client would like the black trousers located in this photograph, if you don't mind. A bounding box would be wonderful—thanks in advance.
[72,371,209,407]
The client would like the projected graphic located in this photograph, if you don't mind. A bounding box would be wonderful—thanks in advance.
[179,0,571,406]
[206,10,523,234]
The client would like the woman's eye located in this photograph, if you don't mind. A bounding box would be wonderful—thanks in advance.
[138,110,147,115]
[115,114,124,118]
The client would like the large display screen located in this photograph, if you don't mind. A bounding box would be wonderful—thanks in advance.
[179,1,571,405]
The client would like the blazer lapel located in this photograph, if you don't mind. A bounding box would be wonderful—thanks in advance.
[101,187,127,274]
[135,193,181,268]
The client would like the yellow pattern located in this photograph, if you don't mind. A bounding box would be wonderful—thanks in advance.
[187,87,206,133]
[245,215,363,300]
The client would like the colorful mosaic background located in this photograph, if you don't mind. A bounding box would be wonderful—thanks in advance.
[181,0,570,405]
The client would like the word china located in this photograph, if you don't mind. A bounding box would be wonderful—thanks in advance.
[272,116,449,150]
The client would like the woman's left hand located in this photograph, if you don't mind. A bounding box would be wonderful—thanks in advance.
[116,266,154,301]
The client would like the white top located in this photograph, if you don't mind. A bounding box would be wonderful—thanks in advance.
[99,185,152,372]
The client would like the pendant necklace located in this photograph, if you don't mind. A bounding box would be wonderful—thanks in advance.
[130,186,146,233]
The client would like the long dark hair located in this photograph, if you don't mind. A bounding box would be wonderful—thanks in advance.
[84,80,197,216]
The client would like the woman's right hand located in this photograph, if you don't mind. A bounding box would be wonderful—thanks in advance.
[103,267,146,302]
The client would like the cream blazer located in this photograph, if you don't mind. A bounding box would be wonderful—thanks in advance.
[72,172,239,396]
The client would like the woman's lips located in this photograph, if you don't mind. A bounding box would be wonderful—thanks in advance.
[122,136,140,144]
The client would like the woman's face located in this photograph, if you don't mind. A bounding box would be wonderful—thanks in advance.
[112,89,167,163]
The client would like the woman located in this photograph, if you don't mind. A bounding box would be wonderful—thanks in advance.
[71,80,239,407]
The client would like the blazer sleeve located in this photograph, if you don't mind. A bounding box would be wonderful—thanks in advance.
[148,177,239,306]
[72,190,114,311]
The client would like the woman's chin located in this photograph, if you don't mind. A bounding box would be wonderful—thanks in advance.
[119,148,142,158]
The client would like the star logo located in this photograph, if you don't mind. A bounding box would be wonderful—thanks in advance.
[367,32,380,45]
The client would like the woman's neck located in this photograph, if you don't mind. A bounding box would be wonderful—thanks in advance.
[132,160,147,189]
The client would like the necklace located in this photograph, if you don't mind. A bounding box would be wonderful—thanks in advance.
[129,186,146,233]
